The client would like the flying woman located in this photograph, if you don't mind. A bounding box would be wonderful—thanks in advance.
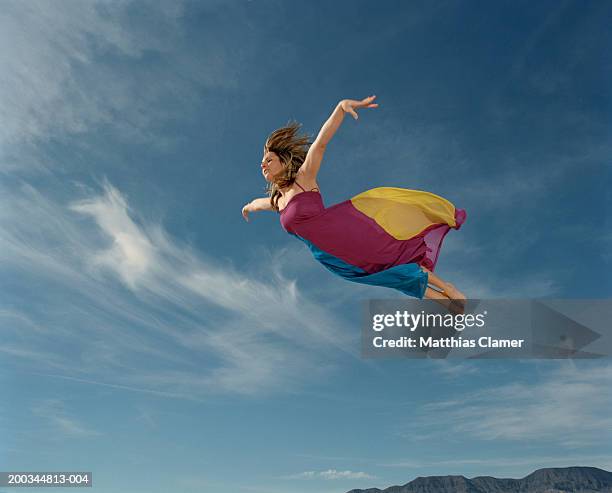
[242,95,467,314]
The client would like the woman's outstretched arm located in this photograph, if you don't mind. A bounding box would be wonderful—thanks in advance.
[299,95,378,180]
[242,197,273,222]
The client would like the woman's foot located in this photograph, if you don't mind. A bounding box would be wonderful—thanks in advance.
[443,283,466,306]
[448,299,465,315]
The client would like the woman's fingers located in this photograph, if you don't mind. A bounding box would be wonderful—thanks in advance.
[355,95,378,110]
[360,95,376,105]
[344,95,378,120]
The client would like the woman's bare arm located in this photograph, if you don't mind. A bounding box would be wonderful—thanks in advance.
[299,95,378,180]
[242,197,273,222]
[249,197,273,211]
[315,102,346,148]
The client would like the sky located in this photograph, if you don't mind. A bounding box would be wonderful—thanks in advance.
[1,0,611,492]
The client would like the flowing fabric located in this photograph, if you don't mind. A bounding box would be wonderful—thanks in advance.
[279,186,466,299]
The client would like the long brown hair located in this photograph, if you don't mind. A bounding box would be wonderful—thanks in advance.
[263,121,312,212]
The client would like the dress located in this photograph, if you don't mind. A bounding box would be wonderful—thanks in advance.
[279,181,467,299]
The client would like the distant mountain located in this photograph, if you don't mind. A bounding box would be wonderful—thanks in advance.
[347,466,612,493]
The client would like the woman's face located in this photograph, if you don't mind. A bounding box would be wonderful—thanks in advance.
[261,151,283,182]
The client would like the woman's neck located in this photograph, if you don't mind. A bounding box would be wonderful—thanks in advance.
[278,182,295,195]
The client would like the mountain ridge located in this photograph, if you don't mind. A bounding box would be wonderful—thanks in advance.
[346,466,612,493]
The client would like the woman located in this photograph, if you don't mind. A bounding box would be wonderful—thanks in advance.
[242,95,467,314]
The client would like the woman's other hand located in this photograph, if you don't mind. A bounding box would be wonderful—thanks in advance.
[340,95,379,120]
[241,202,252,222]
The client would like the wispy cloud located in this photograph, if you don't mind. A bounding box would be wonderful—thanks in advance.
[282,469,375,480]
[431,360,481,378]
[397,362,612,447]
[134,407,158,429]
[1,178,356,397]
[0,0,242,173]
[31,398,101,437]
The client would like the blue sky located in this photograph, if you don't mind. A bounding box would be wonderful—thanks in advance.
[1,1,611,492]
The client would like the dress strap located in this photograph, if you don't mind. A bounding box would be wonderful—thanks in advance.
[295,180,320,192]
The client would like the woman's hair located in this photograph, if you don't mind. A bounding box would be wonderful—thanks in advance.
[263,121,312,211]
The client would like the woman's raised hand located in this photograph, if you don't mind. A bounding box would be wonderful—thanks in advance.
[340,95,379,120]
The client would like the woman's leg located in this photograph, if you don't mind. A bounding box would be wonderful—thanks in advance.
[422,266,466,302]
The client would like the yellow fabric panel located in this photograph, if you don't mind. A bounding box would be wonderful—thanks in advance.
[350,187,458,240]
